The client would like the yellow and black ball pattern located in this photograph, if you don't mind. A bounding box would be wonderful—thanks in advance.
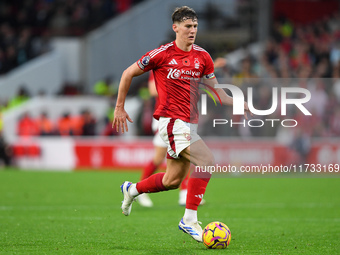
[202,221,231,249]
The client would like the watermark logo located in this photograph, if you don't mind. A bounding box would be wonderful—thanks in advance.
[200,84,312,128]
[198,82,222,115]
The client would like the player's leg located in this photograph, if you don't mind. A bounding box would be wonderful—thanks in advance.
[137,145,167,207]
[161,156,207,243]
[161,157,190,189]
[181,139,214,212]
[121,118,169,215]
[155,118,212,242]
[147,118,167,175]
[121,116,208,243]
[138,118,168,207]
[178,173,189,206]
[178,166,206,206]
[181,139,215,168]
[177,140,214,242]
[140,139,167,181]
[120,154,189,216]
[153,146,167,166]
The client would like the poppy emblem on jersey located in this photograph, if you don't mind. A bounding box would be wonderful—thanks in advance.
[183,132,191,141]
[183,58,190,66]
[142,56,150,66]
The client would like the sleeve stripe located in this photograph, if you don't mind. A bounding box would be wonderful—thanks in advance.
[149,43,173,58]
[149,48,163,58]
[193,45,208,53]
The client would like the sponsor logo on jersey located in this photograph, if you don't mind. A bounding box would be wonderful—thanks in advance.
[168,59,178,65]
[167,68,181,79]
[167,68,201,79]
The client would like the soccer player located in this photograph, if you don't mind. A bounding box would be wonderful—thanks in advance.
[137,72,199,207]
[113,6,251,242]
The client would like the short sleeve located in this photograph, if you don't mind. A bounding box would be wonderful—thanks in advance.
[136,47,164,72]
[203,53,215,79]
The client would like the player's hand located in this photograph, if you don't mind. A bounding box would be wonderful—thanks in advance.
[112,106,133,133]
[243,101,253,120]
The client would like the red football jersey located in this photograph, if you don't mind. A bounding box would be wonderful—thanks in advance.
[137,41,215,123]
[148,71,160,112]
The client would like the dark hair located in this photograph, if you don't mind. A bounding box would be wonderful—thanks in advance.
[172,6,197,23]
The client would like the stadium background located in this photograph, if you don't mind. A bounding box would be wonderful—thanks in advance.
[0,0,339,170]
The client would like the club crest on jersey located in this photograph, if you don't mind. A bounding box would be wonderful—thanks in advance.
[183,132,191,141]
[183,58,190,66]
[194,58,200,69]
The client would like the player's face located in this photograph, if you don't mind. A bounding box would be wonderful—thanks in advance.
[173,18,198,46]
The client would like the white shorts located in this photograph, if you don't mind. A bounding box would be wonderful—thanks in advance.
[158,117,201,159]
[152,118,167,148]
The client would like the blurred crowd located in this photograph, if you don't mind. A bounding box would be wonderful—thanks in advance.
[0,0,143,74]
[17,110,98,137]
[15,106,123,138]
[1,85,120,137]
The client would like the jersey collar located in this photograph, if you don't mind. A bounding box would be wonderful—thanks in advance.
[173,41,193,54]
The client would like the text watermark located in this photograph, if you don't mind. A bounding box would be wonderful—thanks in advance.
[195,164,340,175]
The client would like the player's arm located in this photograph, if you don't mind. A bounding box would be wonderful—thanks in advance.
[112,62,145,133]
[204,77,252,120]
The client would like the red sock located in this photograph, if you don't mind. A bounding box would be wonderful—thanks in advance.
[180,173,189,190]
[186,170,211,210]
[136,172,168,193]
[140,161,158,181]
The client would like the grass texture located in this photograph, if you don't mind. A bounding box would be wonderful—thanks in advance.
[0,169,339,254]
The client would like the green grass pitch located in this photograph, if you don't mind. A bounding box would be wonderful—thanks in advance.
[0,169,339,254]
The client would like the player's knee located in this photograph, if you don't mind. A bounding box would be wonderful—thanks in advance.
[163,178,181,190]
